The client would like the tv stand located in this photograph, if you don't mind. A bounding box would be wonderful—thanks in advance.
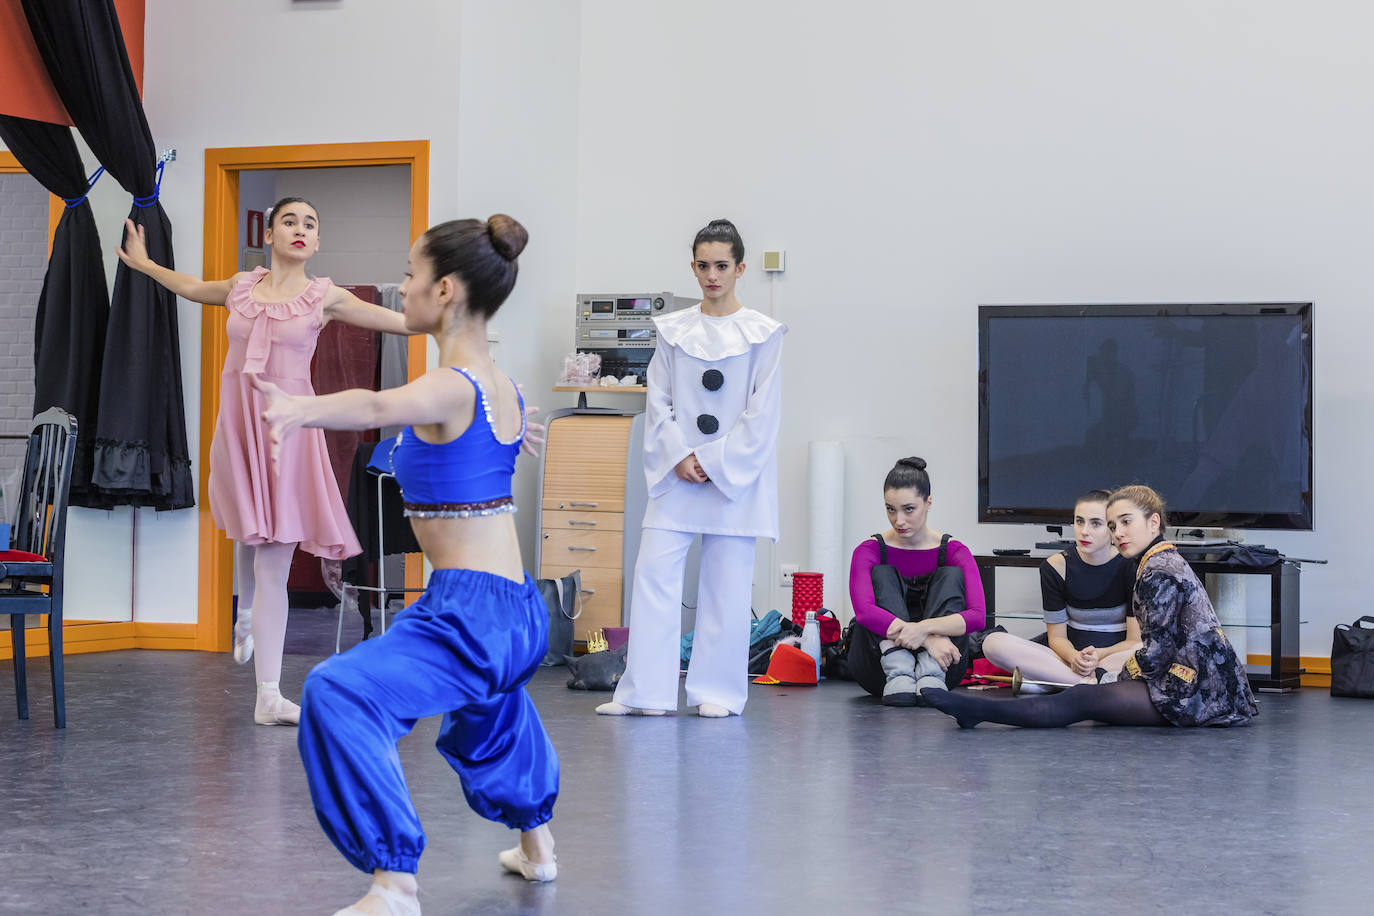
[975,551,1303,691]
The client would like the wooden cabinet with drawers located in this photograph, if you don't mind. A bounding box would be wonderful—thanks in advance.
[535,412,644,642]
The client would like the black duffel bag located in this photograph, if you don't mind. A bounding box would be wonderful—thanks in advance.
[1331,616,1374,698]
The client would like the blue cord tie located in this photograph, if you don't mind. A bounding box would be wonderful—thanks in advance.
[132,160,166,208]
[61,166,105,208]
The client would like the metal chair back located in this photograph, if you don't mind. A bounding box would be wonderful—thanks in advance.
[3,408,77,727]
[13,408,77,562]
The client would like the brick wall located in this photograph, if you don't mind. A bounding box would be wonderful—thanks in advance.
[0,173,48,483]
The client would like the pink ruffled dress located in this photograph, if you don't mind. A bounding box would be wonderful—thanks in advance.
[207,267,362,560]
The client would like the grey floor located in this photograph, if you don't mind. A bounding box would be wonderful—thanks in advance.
[2,608,1371,916]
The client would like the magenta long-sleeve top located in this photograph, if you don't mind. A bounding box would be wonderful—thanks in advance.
[848,536,987,637]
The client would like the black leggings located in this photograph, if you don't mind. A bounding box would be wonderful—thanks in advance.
[921,680,1169,729]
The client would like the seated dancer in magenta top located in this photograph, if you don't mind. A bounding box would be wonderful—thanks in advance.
[847,457,986,706]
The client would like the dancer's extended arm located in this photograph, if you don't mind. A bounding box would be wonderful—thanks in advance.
[115,219,238,305]
[323,285,421,336]
[256,369,461,442]
[252,371,542,463]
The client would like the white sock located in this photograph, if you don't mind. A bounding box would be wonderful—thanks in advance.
[234,606,253,636]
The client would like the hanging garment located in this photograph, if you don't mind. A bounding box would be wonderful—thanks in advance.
[376,283,410,440]
[0,115,110,508]
[16,0,195,508]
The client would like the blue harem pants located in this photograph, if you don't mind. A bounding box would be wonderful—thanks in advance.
[298,569,559,874]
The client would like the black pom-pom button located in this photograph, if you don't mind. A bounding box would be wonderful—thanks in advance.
[696,413,720,435]
[701,369,724,391]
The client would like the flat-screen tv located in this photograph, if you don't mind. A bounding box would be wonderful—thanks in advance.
[978,303,1314,530]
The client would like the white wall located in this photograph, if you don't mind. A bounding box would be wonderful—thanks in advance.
[9,1,1369,654]
[273,166,411,284]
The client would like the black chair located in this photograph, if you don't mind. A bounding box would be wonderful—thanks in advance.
[1,408,77,728]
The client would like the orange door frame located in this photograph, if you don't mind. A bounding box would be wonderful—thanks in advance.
[197,140,430,652]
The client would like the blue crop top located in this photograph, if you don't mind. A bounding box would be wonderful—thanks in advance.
[389,367,526,518]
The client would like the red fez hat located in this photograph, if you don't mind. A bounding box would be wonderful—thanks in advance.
[752,643,819,686]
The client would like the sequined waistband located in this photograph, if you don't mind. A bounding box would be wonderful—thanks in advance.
[403,496,516,519]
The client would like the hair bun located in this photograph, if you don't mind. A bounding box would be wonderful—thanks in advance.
[487,214,528,261]
[898,456,927,471]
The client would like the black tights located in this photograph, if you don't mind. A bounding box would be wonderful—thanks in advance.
[921,680,1169,729]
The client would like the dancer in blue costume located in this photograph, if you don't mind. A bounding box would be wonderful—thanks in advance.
[254,215,556,916]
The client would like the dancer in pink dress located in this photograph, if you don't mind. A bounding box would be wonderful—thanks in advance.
[117,197,416,724]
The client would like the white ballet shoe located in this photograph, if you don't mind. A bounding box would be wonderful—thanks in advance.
[696,703,733,718]
[232,622,253,665]
[595,701,666,716]
[330,881,421,916]
[499,845,557,883]
[254,683,301,726]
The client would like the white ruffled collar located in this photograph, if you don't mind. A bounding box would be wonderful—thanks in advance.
[653,305,785,361]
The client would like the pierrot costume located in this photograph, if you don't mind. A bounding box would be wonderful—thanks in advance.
[612,304,786,714]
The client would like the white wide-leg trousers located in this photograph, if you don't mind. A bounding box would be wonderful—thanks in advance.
[612,527,758,714]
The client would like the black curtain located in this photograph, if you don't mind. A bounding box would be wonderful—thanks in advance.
[19,0,193,509]
[0,115,110,509]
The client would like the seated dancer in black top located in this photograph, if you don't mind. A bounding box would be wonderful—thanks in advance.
[979,490,1139,687]
[923,485,1258,728]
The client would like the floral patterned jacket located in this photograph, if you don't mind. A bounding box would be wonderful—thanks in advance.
[1122,540,1259,727]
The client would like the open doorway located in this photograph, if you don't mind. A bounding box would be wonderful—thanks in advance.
[234,164,413,606]
[197,141,429,652]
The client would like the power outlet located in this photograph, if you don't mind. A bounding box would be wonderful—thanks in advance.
[779,563,799,588]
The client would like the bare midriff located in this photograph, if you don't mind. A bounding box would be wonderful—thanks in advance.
[409,514,525,583]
